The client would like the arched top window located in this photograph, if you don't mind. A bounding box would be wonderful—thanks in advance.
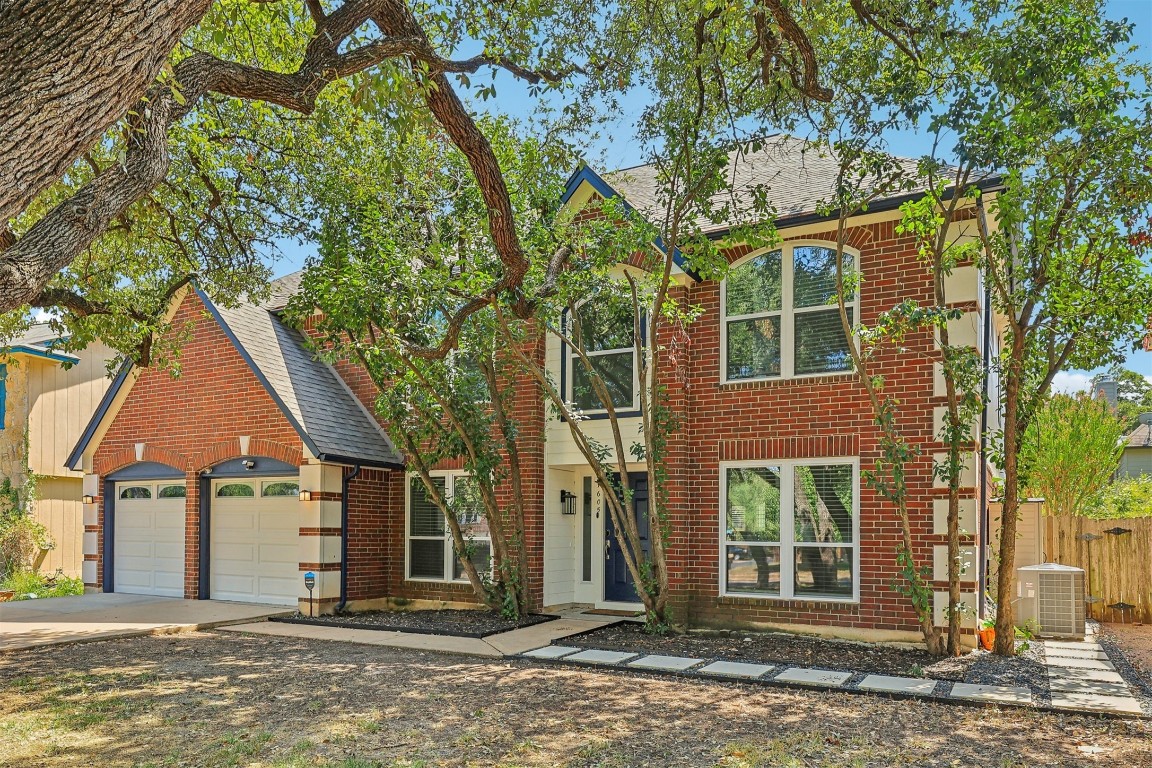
[158,484,186,499]
[119,486,152,500]
[216,482,255,498]
[261,481,299,498]
[566,296,639,412]
[721,243,858,382]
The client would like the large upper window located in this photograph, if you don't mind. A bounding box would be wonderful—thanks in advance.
[721,460,858,601]
[407,473,492,582]
[566,297,638,412]
[722,244,856,382]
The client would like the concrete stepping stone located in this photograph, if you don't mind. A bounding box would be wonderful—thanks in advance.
[1049,691,1143,715]
[627,654,704,672]
[857,674,937,696]
[950,683,1032,705]
[1047,677,1132,697]
[1045,656,1116,671]
[523,645,582,659]
[563,649,638,665]
[1043,647,1110,661]
[773,667,852,688]
[1047,666,1126,685]
[1045,640,1101,651]
[696,661,774,679]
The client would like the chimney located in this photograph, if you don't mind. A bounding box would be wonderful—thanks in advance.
[1095,374,1118,408]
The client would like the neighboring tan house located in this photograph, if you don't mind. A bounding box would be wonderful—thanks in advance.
[2,324,117,577]
[1118,414,1152,479]
[68,137,1002,644]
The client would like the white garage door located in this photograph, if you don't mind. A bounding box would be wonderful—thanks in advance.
[210,478,300,606]
[114,481,186,597]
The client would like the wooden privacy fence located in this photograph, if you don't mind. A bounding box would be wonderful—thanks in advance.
[1045,516,1152,624]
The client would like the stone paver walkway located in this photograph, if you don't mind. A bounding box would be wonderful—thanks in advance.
[514,640,1148,719]
[215,611,1146,720]
[1042,636,1144,716]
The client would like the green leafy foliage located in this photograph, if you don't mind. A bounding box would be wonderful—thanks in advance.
[1021,394,1125,518]
[1089,476,1152,519]
[0,570,84,600]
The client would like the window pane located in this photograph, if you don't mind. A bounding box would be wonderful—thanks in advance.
[725,467,781,542]
[794,308,852,375]
[262,481,299,497]
[726,316,781,380]
[409,539,446,579]
[581,476,593,582]
[119,486,151,500]
[793,465,855,543]
[410,477,446,536]
[726,251,782,316]
[451,476,488,537]
[573,297,633,352]
[793,546,853,598]
[215,483,253,497]
[158,485,186,499]
[572,351,634,410]
[725,544,781,595]
[453,539,492,580]
[794,246,852,307]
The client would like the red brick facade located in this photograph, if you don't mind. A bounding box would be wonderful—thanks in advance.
[85,212,978,635]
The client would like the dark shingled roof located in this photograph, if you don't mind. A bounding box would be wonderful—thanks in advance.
[1126,422,1152,448]
[203,283,403,468]
[602,134,926,235]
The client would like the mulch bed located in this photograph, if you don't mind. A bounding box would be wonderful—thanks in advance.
[272,608,556,638]
[572,622,1040,684]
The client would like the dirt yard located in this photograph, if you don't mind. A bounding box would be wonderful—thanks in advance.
[1,630,1149,768]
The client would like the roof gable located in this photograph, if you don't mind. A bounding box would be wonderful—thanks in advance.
[67,286,403,471]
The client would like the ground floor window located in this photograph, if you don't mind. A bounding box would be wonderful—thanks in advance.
[721,459,858,601]
[407,472,492,582]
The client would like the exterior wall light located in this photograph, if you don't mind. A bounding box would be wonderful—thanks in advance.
[299,489,313,502]
[560,490,577,515]
[82,494,95,505]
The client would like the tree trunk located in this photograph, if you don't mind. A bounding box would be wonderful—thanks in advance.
[994,340,1024,655]
[0,1,211,225]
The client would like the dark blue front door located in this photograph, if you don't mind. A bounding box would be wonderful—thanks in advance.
[605,473,649,603]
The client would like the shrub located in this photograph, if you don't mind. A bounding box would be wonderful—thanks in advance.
[1087,476,1152,519]
[0,570,84,599]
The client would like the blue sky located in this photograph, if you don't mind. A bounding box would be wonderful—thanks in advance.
[271,1,1151,390]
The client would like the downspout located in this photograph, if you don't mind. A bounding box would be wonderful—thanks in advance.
[336,464,362,613]
[977,195,994,620]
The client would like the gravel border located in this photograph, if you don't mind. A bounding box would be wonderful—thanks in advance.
[271,609,558,639]
[1095,621,1152,717]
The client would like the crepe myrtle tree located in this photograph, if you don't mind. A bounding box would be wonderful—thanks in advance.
[929,0,1152,655]
[284,116,577,618]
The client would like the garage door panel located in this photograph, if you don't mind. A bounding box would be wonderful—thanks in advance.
[210,477,299,606]
[114,491,185,597]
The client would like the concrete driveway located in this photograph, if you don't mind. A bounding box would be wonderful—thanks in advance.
[0,593,291,652]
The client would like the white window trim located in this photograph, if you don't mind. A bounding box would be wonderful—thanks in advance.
[720,241,861,384]
[404,470,493,584]
[564,304,641,415]
[718,457,861,603]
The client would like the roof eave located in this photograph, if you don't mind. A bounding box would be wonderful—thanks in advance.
[560,164,703,283]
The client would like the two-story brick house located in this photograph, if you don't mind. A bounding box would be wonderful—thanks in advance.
[69,138,996,644]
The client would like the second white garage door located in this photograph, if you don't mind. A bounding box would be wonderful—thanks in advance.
[210,478,300,606]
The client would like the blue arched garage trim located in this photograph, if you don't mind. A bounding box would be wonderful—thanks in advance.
[198,455,299,600]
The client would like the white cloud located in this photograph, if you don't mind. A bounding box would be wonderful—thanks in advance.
[1051,371,1092,394]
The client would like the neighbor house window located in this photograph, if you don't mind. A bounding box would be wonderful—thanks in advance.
[566,297,639,412]
[722,244,857,382]
[407,472,492,582]
[721,459,858,601]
